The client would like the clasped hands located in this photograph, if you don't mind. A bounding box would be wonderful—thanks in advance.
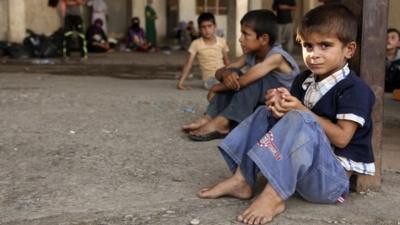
[207,69,240,101]
[221,69,241,91]
[265,88,307,118]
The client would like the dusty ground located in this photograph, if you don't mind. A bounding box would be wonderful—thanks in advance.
[0,71,399,225]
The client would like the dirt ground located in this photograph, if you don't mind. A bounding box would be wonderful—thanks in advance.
[0,73,399,225]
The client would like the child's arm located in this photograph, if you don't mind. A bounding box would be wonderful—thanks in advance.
[215,55,247,91]
[223,50,230,66]
[177,53,196,90]
[274,89,358,148]
[219,53,291,91]
[236,54,288,88]
[215,55,246,81]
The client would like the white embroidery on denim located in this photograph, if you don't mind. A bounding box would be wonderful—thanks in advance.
[258,131,282,161]
[336,113,365,126]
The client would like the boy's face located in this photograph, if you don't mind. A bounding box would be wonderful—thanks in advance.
[239,25,267,54]
[387,31,400,51]
[299,32,356,80]
[199,21,216,39]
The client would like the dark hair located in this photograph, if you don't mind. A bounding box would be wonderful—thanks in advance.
[131,17,140,24]
[240,10,277,45]
[94,18,103,26]
[388,28,400,37]
[297,4,357,45]
[197,12,216,27]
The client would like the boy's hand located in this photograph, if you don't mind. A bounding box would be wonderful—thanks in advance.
[269,104,286,119]
[265,88,279,107]
[280,94,308,111]
[265,88,289,107]
[222,73,240,91]
[207,89,216,102]
[265,88,296,118]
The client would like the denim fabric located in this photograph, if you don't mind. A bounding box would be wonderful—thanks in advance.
[204,77,219,90]
[206,75,281,124]
[219,106,349,204]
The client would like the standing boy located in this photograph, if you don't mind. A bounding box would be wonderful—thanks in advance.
[385,28,400,92]
[197,4,375,225]
[63,0,88,59]
[183,10,299,142]
[272,0,296,52]
[177,12,230,90]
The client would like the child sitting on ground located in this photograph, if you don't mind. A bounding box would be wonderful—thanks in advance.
[127,17,152,52]
[183,10,299,142]
[197,4,375,224]
[385,28,400,92]
[86,18,111,53]
[177,12,230,90]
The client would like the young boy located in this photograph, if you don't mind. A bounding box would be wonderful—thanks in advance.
[177,12,230,90]
[385,28,400,92]
[197,4,375,225]
[183,10,299,141]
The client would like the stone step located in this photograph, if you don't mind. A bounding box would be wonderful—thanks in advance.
[0,62,194,80]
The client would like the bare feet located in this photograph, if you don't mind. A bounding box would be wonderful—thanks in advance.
[197,175,252,199]
[189,116,230,136]
[182,116,211,133]
[238,184,285,225]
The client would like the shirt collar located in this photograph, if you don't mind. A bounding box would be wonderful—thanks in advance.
[302,64,350,91]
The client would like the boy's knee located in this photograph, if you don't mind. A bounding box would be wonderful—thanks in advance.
[284,110,315,124]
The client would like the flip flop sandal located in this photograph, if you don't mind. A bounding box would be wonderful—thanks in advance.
[188,131,228,141]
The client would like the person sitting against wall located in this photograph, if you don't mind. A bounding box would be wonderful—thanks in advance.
[127,17,152,52]
[86,18,111,53]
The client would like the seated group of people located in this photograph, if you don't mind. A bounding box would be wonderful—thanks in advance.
[177,5,377,225]
[86,17,154,53]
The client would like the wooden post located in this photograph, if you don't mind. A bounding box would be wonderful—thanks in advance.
[227,0,248,58]
[342,0,388,191]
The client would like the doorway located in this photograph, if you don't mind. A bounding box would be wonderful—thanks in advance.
[166,0,179,38]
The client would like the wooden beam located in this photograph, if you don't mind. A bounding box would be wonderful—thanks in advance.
[342,0,388,191]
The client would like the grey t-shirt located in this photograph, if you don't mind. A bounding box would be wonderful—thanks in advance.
[245,43,300,89]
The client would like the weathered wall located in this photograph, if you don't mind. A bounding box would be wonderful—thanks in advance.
[105,0,130,38]
[388,0,400,30]
[8,0,26,42]
[132,0,166,42]
[0,0,8,41]
[179,1,227,38]
[25,0,62,36]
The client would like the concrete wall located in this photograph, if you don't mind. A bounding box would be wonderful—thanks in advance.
[179,1,228,38]
[132,0,166,42]
[8,0,26,42]
[0,0,8,41]
[1,0,399,43]
[25,0,62,36]
[388,0,400,30]
[105,0,130,38]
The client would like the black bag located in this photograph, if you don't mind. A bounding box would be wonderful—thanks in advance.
[0,42,30,59]
[48,0,60,7]
[23,29,62,58]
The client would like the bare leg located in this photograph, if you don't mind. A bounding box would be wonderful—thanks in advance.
[189,115,230,136]
[238,184,285,225]
[182,116,211,132]
[197,167,252,200]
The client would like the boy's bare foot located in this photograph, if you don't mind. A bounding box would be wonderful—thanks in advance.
[189,116,230,136]
[197,175,252,199]
[238,184,285,225]
[182,116,211,132]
